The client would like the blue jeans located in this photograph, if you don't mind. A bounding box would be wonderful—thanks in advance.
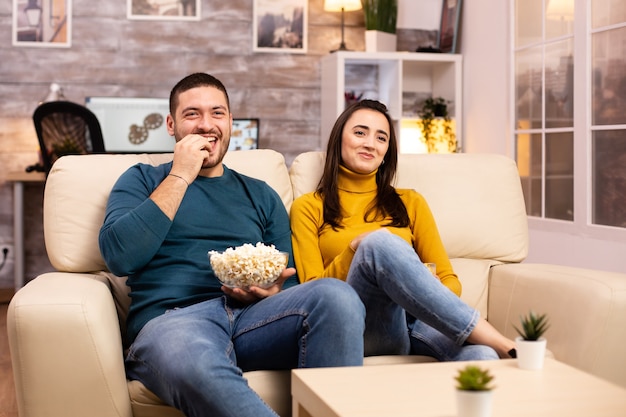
[125,279,365,417]
[346,230,498,361]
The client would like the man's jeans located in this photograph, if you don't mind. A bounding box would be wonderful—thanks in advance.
[125,279,365,417]
[347,230,498,361]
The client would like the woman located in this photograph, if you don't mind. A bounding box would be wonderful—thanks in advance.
[290,99,516,360]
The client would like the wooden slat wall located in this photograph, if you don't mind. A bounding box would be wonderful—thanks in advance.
[0,0,434,287]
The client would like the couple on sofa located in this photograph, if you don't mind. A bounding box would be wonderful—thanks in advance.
[98,73,516,417]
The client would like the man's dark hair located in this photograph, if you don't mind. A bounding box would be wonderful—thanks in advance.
[169,73,231,116]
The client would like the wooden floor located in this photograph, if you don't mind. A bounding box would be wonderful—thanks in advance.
[1,289,18,417]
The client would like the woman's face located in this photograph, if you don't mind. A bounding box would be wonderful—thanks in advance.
[340,108,390,174]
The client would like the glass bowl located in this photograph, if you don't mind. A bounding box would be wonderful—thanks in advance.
[208,243,288,289]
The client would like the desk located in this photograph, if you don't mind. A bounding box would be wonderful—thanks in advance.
[292,358,626,417]
[7,171,46,290]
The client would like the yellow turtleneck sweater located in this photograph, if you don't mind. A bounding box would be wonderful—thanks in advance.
[290,165,461,296]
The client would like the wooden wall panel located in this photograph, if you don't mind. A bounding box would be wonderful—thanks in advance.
[0,0,434,287]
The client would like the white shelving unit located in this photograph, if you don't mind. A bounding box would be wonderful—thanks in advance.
[320,51,463,153]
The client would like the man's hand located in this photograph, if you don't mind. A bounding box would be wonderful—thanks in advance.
[221,267,296,304]
[170,134,213,183]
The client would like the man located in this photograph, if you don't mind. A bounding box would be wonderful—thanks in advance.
[99,73,365,417]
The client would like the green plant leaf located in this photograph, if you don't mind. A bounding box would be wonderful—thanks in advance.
[454,365,495,391]
[513,311,550,341]
[417,97,457,153]
[361,0,397,33]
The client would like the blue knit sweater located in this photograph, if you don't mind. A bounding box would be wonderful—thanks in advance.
[99,161,297,345]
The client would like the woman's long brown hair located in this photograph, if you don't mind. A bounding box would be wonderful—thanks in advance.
[317,100,409,230]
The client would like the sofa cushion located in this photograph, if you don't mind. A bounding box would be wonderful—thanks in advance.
[289,152,528,262]
[44,150,293,273]
[129,370,292,417]
[451,258,502,317]
[289,150,326,199]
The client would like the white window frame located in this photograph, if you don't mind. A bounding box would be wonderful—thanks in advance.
[510,0,626,245]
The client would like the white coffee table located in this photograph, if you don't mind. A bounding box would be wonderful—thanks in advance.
[292,358,626,417]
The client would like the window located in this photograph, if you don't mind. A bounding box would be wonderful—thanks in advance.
[513,0,626,229]
[590,0,626,228]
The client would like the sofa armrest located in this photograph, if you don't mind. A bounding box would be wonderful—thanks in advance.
[487,263,626,388]
[8,272,133,417]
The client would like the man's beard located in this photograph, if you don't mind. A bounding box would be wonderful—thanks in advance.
[198,130,230,169]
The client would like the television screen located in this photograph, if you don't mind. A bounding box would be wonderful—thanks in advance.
[230,118,260,151]
[85,97,259,153]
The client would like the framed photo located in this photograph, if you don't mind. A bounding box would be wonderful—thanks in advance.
[12,0,72,47]
[253,0,307,53]
[438,0,462,53]
[127,0,200,21]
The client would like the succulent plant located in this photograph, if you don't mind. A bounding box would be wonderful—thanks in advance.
[514,311,550,341]
[455,365,495,391]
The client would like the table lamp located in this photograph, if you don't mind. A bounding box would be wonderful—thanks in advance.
[324,0,362,51]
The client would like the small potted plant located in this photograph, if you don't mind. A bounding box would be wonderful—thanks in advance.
[418,97,457,153]
[454,365,495,417]
[513,311,550,370]
[361,0,397,52]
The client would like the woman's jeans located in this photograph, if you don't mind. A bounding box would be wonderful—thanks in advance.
[125,279,365,417]
[347,230,498,361]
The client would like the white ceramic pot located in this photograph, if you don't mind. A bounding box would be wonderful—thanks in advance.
[515,336,547,370]
[365,30,397,52]
[456,390,493,417]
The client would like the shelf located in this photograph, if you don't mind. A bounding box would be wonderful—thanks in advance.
[321,51,463,153]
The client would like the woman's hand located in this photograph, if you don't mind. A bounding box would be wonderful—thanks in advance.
[221,267,296,304]
[349,228,391,251]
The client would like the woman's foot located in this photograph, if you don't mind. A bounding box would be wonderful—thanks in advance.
[467,318,516,359]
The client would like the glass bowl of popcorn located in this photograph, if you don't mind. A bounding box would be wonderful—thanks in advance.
[208,243,289,289]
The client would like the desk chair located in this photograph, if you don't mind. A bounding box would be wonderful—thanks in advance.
[33,100,105,173]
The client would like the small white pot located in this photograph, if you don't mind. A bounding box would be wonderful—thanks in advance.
[456,390,493,417]
[515,336,547,370]
[365,30,397,52]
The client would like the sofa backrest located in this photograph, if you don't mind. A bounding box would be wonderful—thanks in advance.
[43,149,292,273]
[289,151,528,262]
[44,149,528,278]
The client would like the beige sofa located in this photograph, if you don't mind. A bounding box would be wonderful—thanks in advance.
[8,149,626,417]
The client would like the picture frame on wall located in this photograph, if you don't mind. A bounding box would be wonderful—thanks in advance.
[253,0,307,53]
[127,0,200,21]
[438,0,462,53]
[12,0,72,47]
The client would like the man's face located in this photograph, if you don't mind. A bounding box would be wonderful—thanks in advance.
[167,85,232,170]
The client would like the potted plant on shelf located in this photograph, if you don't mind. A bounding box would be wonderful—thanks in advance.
[513,311,550,370]
[454,365,495,417]
[418,97,457,153]
[361,0,397,52]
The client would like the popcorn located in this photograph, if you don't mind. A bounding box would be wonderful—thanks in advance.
[208,243,288,289]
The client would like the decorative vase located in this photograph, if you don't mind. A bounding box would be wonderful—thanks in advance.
[365,30,397,52]
[515,336,547,370]
[456,390,493,417]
